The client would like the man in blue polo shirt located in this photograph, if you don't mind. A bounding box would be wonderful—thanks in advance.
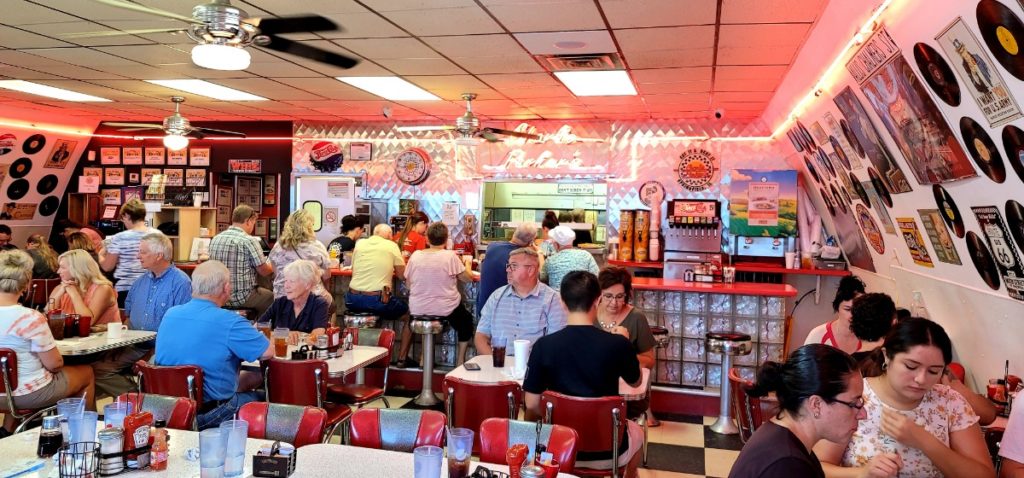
[156,260,273,429]
[92,233,192,398]
[476,223,538,318]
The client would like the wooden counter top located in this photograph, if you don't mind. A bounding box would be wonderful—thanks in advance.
[630,277,797,296]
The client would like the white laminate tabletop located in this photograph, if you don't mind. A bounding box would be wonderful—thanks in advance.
[446,355,650,400]
[0,423,273,477]
[55,331,156,356]
[242,345,387,378]
[292,443,578,477]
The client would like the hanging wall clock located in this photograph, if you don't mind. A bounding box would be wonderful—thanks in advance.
[639,181,665,208]
[395,148,431,185]
[675,148,717,192]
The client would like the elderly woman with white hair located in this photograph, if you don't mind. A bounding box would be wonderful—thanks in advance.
[540,225,599,292]
[259,259,329,345]
[47,249,120,327]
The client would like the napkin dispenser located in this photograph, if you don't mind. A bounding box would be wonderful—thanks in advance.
[253,441,296,477]
[290,345,315,361]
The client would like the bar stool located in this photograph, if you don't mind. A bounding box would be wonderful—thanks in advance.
[643,325,670,465]
[343,312,379,329]
[706,332,752,435]
[410,315,446,406]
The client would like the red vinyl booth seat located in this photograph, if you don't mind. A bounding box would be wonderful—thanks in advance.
[117,393,196,431]
[238,402,327,448]
[479,418,578,473]
[264,358,352,440]
[540,391,627,478]
[348,408,446,452]
[443,376,522,452]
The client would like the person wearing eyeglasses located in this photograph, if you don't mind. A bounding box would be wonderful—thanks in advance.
[597,267,657,425]
[729,344,869,478]
[473,247,566,356]
[815,318,994,478]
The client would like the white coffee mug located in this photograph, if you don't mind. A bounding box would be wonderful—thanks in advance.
[107,323,128,339]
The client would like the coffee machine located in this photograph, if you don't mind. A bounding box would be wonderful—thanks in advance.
[663,199,723,280]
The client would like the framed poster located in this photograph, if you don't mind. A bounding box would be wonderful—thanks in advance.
[185,169,206,187]
[973,206,1024,301]
[122,147,142,165]
[129,172,140,184]
[0,203,37,220]
[190,148,210,166]
[83,167,102,178]
[936,18,1023,127]
[263,174,276,205]
[234,176,261,209]
[255,218,268,237]
[100,147,120,165]
[216,205,232,224]
[100,188,121,206]
[896,217,934,267]
[861,181,897,235]
[834,86,913,193]
[216,185,233,211]
[140,168,160,185]
[104,168,125,185]
[79,176,100,194]
[164,168,183,187]
[350,142,372,161]
[728,169,798,237]
[918,208,962,264]
[144,147,165,165]
[123,186,142,203]
[167,148,188,166]
[44,139,76,169]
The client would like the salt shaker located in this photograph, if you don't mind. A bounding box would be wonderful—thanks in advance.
[97,427,125,475]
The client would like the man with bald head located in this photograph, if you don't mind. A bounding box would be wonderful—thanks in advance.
[345,224,408,334]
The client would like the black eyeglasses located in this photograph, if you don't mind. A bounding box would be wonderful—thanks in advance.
[471,466,509,478]
[830,397,865,410]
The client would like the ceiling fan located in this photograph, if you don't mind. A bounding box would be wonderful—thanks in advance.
[396,93,541,145]
[102,96,245,151]
[67,0,360,71]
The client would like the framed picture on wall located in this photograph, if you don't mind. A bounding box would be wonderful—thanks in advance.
[122,147,142,165]
[100,147,120,165]
[141,168,160,185]
[83,167,102,178]
[185,169,206,187]
[100,188,121,205]
[350,142,372,161]
[167,149,188,165]
[164,168,183,186]
[190,147,210,166]
[144,147,166,165]
[104,168,124,185]
[263,174,276,205]
[128,172,140,184]
[255,218,268,237]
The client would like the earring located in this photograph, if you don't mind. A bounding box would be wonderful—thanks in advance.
[882,361,888,371]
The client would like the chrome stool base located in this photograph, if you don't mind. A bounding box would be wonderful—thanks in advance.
[411,317,444,407]
[706,332,752,436]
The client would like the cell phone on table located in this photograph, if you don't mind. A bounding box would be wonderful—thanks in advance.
[464,363,481,371]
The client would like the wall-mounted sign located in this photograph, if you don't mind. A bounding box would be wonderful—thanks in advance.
[186,169,206,187]
[190,148,210,166]
[478,123,610,177]
[639,181,665,208]
[79,176,100,193]
[228,159,262,174]
[144,147,165,165]
[896,217,934,267]
[100,147,120,165]
[44,139,76,169]
[104,168,124,185]
[729,170,798,237]
[167,149,188,166]
[349,142,372,161]
[122,147,142,165]
[675,148,717,192]
[310,142,344,172]
[556,183,594,195]
[164,168,183,186]
[973,205,1024,301]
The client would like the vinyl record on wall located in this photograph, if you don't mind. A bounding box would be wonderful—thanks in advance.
[38,196,59,217]
[820,187,837,216]
[967,230,1002,290]
[1000,124,1024,183]
[933,184,966,238]
[788,130,804,152]
[830,135,852,170]
[868,167,893,207]
[977,0,1024,81]
[851,173,870,206]
[960,116,1006,183]
[839,185,853,205]
[840,118,866,159]
[9,157,31,179]
[6,179,29,200]
[830,184,848,214]
[818,148,836,178]
[1007,200,1024,253]
[798,120,817,152]
[21,134,45,155]
[804,156,821,183]
[913,42,961,106]
[36,174,58,195]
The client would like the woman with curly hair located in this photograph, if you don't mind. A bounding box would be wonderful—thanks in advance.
[268,209,331,303]
[25,234,58,279]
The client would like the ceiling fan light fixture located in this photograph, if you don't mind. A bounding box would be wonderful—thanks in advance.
[191,43,251,71]
[163,133,190,151]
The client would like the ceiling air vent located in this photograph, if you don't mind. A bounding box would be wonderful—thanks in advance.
[537,53,624,71]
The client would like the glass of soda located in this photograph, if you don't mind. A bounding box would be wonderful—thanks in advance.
[491,336,507,368]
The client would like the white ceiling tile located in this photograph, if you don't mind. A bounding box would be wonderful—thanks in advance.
[451,53,544,74]
[30,22,160,47]
[623,48,714,68]
[514,31,617,55]
[717,45,801,66]
[0,25,72,49]
[643,93,711,105]
[275,79,388,101]
[491,85,572,99]
[713,91,774,102]
[478,73,559,89]
[33,0,157,21]
[616,26,715,68]
[721,0,827,24]
[484,1,605,32]
[2,2,79,25]
[25,48,141,68]
[333,37,436,59]
[243,60,322,78]
[360,0,479,12]
[422,35,523,59]
[0,65,64,80]
[599,0,717,28]
[95,44,190,66]
[213,78,326,101]
[636,81,710,94]
[262,40,378,77]
[240,0,368,15]
[376,57,464,75]
[318,13,408,39]
[404,75,492,98]
[717,24,811,48]
[631,67,712,83]
[715,65,789,80]
[378,8,503,36]
[714,78,780,92]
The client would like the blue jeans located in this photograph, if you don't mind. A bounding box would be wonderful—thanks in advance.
[345,292,408,320]
[197,391,263,430]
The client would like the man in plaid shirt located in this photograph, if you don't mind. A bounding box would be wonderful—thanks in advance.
[208,205,274,317]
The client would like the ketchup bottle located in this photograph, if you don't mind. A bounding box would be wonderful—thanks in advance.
[123,410,153,468]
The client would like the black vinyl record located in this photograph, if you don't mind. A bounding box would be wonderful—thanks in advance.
[830,183,848,214]
[839,185,853,205]
[967,230,1001,290]
[933,184,966,238]
[6,179,28,200]
[1000,124,1024,183]
[9,157,31,179]
[820,187,837,216]
[788,130,804,152]
[840,118,866,159]
[830,135,852,170]
[804,156,821,183]
[1007,199,1024,253]
[21,134,45,155]
[38,196,59,217]
[818,148,836,178]
[868,167,893,208]
[801,122,817,152]
[36,174,58,195]
[977,0,1024,81]
[960,116,1006,183]
[851,173,870,206]
[913,42,961,106]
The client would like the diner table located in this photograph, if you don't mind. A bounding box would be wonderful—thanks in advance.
[55,330,156,356]
[447,354,651,401]
[242,344,387,383]
[293,443,579,477]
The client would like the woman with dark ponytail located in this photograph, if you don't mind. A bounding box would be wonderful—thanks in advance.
[396,211,429,259]
[729,344,868,478]
[538,210,559,258]
[816,318,994,478]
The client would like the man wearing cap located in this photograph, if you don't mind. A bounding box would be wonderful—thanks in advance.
[540,225,599,292]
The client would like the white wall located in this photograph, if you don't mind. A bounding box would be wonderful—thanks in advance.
[785,0,1024,386]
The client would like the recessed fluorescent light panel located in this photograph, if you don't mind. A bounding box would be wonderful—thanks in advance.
[554,70,637,96]
[146,79,266,101]
[336,77,440,101]
[0,80,111,102]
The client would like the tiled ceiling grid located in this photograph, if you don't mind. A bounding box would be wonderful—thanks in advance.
[0,0,826,128]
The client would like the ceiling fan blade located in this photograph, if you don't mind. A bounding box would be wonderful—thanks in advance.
[193,126,247,137]
[186,130,206,140]
[103,122,163,129]
[65,27,187,38]
[396,125,455,132]
[483,127,541,140]
[92,0,201,25]
[479,130,501,142]
[248,15,339,35]
[118,127,163,133]
[257,36,359,69]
